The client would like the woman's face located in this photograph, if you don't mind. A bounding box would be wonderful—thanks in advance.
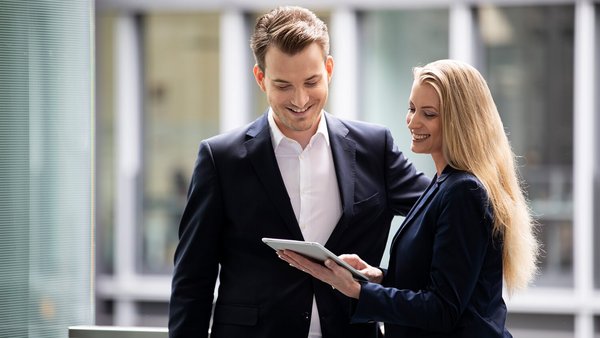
[406,80,443,164]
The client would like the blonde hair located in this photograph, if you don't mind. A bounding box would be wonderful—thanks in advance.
[413,59,539,293]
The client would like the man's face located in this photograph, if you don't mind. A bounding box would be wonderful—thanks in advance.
[254,43,333,142]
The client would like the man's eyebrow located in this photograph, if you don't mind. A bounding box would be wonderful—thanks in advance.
[271,74,320,83]
[272,79,290,84]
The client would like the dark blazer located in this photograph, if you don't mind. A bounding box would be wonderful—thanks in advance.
[168,112,429,338]
[352,166,512,338]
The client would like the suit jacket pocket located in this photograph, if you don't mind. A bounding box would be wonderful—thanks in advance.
[354,192,381,213]
[213,304,258,326]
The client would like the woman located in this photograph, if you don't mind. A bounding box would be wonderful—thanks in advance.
[279,59,539,337]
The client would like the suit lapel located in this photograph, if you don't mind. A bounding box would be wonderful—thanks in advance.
[390,176,438,249]
[244,114,304,240]
[390,168,453,248]
[323,114,355,248]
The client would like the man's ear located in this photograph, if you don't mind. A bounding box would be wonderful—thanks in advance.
[253,64,266,92]
[325,55,334,83]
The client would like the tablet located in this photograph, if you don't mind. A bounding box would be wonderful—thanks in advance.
[262,238,369,282]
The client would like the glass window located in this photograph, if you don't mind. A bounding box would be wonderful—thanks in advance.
[477,5,575,287]
[359,9,449,176]
[96,12,117,276]
[0,1,93,336]
[142,13,220,274]
[507,313,574,337]
[359,9,449,266]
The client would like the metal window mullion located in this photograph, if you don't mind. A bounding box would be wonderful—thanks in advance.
[449,3,476,65]
[219,9,251,132]
[330,7,359,120]
[573,1,596,338]
[114,13,143,326]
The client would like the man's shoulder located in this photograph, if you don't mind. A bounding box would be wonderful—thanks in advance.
[204,125,246,144]
[326,114,389,135]
[203,114,268,146]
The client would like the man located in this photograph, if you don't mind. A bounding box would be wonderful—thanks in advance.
[168,6,429,338]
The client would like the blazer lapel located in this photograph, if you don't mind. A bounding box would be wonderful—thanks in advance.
[244,114,304,240]
[390,169,452,249]
[323,114,356,248]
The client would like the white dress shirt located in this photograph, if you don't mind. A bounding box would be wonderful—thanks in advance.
[268,109,342,338]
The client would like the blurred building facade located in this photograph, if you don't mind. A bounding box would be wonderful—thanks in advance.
[94,0,600,337]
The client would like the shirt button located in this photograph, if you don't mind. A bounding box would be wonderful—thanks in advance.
[303,312,310,320]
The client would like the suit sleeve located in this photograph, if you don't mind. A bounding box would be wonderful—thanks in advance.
[383,128,430,215]
[169,141,224,338]
[352,179,492,332]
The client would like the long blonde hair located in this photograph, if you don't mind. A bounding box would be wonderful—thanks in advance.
[414,59,539,293]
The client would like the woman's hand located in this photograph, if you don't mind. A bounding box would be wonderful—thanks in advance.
[338,254,384,284]
[278,250,379,299]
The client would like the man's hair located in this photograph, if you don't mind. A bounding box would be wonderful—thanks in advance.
[250,6,330,71]
[413,59,539,294]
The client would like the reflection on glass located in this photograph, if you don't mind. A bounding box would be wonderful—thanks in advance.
[142,13,220,273]
[478,5,575,287]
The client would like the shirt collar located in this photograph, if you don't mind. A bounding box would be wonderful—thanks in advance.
[268,108,331,150]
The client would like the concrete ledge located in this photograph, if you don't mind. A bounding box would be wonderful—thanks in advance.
[68,325,168,338]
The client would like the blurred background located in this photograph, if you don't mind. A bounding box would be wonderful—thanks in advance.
[0,0,598,337]
[93,1,599,337]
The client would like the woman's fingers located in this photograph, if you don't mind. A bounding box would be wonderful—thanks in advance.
[278,251,362,298]
[279,250,336,282]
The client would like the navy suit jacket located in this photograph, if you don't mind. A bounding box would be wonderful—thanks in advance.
[168,112,429,338]
[352,166,512,338]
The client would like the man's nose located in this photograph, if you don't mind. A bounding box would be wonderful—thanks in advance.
[291,88,309,108]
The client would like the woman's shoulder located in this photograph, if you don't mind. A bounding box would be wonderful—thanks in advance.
[441,166,481,185]
[440,167,487,200]
[437,168,493,227]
